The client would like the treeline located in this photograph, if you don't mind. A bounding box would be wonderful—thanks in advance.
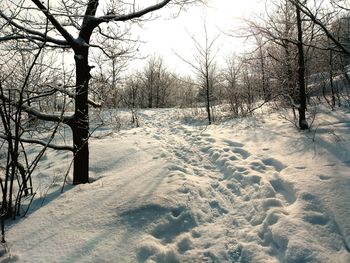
[0,0,349,241]
[87,2,350,127]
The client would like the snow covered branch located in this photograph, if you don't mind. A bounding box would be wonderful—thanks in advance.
[30,0,77,47]
[96,0,172,23]
[0,10,69,46]
[290,0,350,56]
[0,93,74,125]
[0,134,73,152]
[51,85,101,108]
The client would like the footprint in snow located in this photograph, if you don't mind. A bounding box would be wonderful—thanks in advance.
[224,140,244,148]
[150,208,197,243]
[299,192,331,226]
[168,164,188,174]
[250,161,267,172]
[232,147,250,160]
[205,137,216,143]
[318,174,331,181]
[153,134,162,140]
[262,158,286,172]
[303,212,329,225]
[242,174,262,185]
[177,235,193,254]
[223,147,231,152]
[209,200,229,216]
[269,176,296,205]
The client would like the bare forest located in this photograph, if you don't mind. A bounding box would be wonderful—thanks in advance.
[0,0,349,262]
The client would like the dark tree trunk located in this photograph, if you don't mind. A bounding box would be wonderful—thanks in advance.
[329,49,336,109]
[148,85,153,108]
[259,45,268,100]
[156,86,160,108]
[72,48,90,184]
[206,74,212,125]
[296,4,309,130]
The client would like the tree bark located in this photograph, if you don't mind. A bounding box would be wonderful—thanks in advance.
[329,49,336,109]
[72,48,90,184]
[206,72,212,125]
[296,3,309,130]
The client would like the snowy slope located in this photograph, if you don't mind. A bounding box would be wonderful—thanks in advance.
[2,106,350,262]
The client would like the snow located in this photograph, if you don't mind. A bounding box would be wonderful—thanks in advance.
[2,105,350,262]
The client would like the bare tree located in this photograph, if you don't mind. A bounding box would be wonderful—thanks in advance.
[296,0,309,129]
[90,31,138,109]
[243,0,321,129]
[122,74,142,126]
[0,39,74,241]
[290,0,350,107]
[176,23,220,125]
[292,0,350,56]
[0,0,195,185]
[171,75,199,108]
[221,55,242,116]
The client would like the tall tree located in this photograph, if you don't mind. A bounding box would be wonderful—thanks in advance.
[0,0,193,184]
[296,1,309,129]
[222,55,242,116]
[176,23,220,125]
[245,0,318,129]
[294,0,350,56]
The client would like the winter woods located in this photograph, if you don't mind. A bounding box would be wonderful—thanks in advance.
[0,0,349,248]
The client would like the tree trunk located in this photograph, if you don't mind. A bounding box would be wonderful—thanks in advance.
[206,75,212,125]
[148,85,153,108]
[72,49,90,184]
[329,49,336,109]
[259,45,268,100]
[296,3,309,130]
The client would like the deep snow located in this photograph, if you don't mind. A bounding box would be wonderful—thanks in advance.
[1,105,350,262]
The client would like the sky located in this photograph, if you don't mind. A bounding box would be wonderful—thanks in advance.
[131,0,265,76]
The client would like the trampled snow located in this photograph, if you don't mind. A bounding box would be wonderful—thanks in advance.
[2,106,350,262]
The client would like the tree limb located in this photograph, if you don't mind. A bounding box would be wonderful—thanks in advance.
[0,93,74,124]
[96,0,172,23]
[0,10,69,46]
[30,0,77,47]
[291,0,350,56]
[0,134,73,151]
[51,85,101,108]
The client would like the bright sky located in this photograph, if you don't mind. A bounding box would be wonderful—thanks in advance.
[133,0,265,75]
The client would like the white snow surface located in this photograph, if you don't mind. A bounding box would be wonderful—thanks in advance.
[2,106,350,262]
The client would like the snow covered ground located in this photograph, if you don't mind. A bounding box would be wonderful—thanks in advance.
[1,105,350,262]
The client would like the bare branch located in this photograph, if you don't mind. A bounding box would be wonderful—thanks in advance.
[97,0,172,23]
[50,85,101,108]
[30,0,77,47]
[291,0,350,56]
[0,10,69,46]
[0,93,73,124]
[0,134,73,151]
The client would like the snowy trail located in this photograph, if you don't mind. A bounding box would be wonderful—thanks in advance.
[3,108,350,262]
[133,109,350,262]
[129,110,344,262]
[135,111,296,262]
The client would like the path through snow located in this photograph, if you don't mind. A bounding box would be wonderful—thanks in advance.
[3,107,350,262]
